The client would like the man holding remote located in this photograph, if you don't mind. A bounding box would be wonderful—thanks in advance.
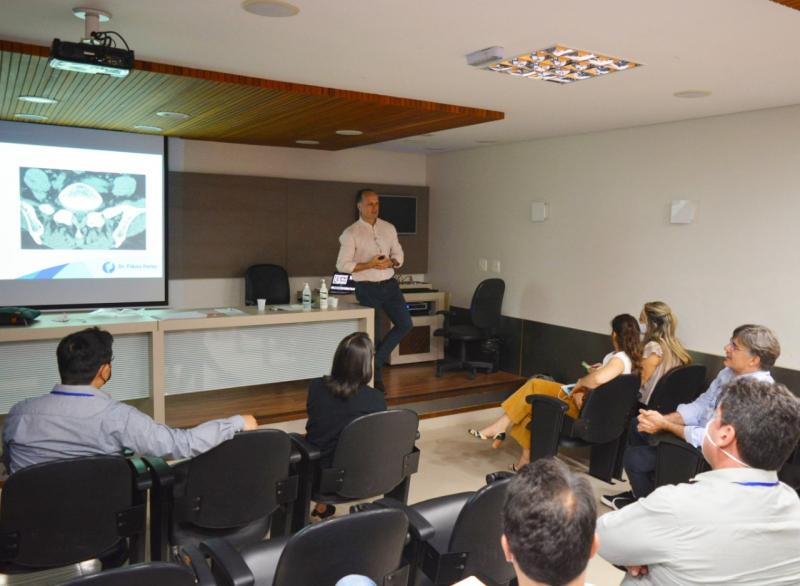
[336,189,412,391]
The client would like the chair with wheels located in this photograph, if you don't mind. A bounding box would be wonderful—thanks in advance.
[527,374,641,483]
[244,264,290,306]
[145,428,299,560]
[199,508,410,586]
[645,364,707,414]
[434,278,505,379]
[366,471,516,586]
[290,409,420,532]
[0,456,149,575]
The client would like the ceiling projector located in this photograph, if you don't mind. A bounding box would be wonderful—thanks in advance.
[49,38,134,77]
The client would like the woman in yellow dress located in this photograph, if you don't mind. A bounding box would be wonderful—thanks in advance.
[469,314,643,471]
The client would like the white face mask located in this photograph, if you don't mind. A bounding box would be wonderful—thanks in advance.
[702,418,750,468]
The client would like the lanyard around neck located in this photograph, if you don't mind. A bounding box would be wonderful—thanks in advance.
[733,481,780,487]
[51,390,94,397]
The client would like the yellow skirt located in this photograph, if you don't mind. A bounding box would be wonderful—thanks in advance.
[501,378,580,448]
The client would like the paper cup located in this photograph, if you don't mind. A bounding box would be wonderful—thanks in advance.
[257,298,266,311]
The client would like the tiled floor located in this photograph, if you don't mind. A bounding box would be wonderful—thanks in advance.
[271,406,628,586]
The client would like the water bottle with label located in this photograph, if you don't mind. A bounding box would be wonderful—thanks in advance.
[302,282,312,310]
[319,279,328,309]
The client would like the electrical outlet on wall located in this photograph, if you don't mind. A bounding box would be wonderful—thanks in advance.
[478,258,488,271]
[490,259,501,273]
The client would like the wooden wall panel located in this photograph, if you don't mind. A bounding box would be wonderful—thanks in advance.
[168,173,428,279]
[168,173,288,279]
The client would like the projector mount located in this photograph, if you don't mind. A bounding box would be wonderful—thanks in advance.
[73,6,131,51]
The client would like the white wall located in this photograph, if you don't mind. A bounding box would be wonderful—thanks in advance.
[167,139,427,308]
[427,104,800,369]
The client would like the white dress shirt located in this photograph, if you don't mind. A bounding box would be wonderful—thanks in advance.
[597,467,800,585]
[336,217,404,282]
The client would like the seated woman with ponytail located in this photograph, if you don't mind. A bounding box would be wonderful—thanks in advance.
[468,314,643,471]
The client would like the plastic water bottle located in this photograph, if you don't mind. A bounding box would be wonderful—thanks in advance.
[319,279,328,309]
[302,282,312,310]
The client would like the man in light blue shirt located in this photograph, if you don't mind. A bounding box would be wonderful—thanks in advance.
[3,327,258,475]
[604,324,780,506]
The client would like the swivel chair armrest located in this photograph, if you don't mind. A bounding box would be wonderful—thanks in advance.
[200,538,255,586]
[486,471,514,484]
[288,433,321,462]
[371,497,436,543]
[180,544,217,586]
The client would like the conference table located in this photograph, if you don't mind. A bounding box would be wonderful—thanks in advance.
[0,303,373,423]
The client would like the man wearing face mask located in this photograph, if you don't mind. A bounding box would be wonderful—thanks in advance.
[2,327,258,474]
[605,324,779,508]
[597,378,800,585]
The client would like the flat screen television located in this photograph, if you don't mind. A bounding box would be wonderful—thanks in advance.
[379,194,417,235]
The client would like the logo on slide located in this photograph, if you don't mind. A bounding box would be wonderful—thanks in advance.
[102,261,116,274]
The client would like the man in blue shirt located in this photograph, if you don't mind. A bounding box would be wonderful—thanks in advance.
[603,324,779,509]
[3,327,258,474]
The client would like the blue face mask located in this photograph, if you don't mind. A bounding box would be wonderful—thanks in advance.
[702,418,750,468]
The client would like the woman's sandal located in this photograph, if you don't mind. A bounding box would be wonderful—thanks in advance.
[467,429,507,448]
[510,462,529,473]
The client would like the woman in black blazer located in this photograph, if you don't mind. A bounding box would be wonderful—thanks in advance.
[306,332,387,520]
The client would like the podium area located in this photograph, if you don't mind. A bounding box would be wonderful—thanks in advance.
[143,363,526,428]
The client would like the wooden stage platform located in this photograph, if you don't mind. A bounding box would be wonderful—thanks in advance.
[152,363,526,428]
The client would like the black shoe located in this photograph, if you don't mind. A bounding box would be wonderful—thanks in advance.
[601,490,635,510]
[311,504,336,521]
[374,380,386,392]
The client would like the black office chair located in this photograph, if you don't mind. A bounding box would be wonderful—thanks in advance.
[527,374,641,483]
[290,409,420,531]
[645,364,707,414]
[366,472,515,586]
[0,456,149,574]
[145,429,299,560]
[779,443,800,495]
[652,433,709,489]
[434,278,505,379]
[199,508,410,586]
[244,264,290,306]
[57,552,214,586]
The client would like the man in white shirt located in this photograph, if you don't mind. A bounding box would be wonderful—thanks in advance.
[503,459,600,586]
[336,189,413,390]
[597,377,800,585]
[604,324,779,508]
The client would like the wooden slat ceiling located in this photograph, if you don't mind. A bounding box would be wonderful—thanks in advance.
[0,40,504,150]
[771,0,800,9]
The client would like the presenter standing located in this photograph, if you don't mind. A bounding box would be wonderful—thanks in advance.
[336,189,413,391]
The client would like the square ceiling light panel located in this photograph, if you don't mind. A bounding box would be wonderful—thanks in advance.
[486,45,640,84]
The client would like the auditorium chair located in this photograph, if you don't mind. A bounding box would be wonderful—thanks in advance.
[644,364,707,414]
[289,409,420,531]
[526,374,641,483]
[145,428,300,560]
[434,278,505,379]
[652,433,709,489]
[245,264,290,306]
[58,548,214,586]
[198,508,410,586]
[0,456,149,574]
[361,472,516,586]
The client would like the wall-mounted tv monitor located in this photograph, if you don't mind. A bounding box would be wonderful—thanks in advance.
[0,120,167,309]
[379,194,417,235]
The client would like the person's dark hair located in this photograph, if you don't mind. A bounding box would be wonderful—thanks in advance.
[56,327,114,385]
[731,324,780,370]
[718,378,800,470]
[356,189,377,205]
[324,332,374,399]
[611,313,643,371]
[504,458,596,586]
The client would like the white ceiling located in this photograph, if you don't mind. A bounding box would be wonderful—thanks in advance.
[3,0,800,153]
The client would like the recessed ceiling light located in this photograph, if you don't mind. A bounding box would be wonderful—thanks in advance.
[133,125,163,132]
[14,113,48,121]
[18,96,58,105]
[674,90,711,99]
[295,139,320,145]
[242,0,299,17]
[476,140,497,144]
[156,111,191,120]
[336,129,363,136]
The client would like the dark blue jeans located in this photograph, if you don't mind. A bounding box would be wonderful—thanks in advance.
[623,417,657,498]
[355,279,413,383]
